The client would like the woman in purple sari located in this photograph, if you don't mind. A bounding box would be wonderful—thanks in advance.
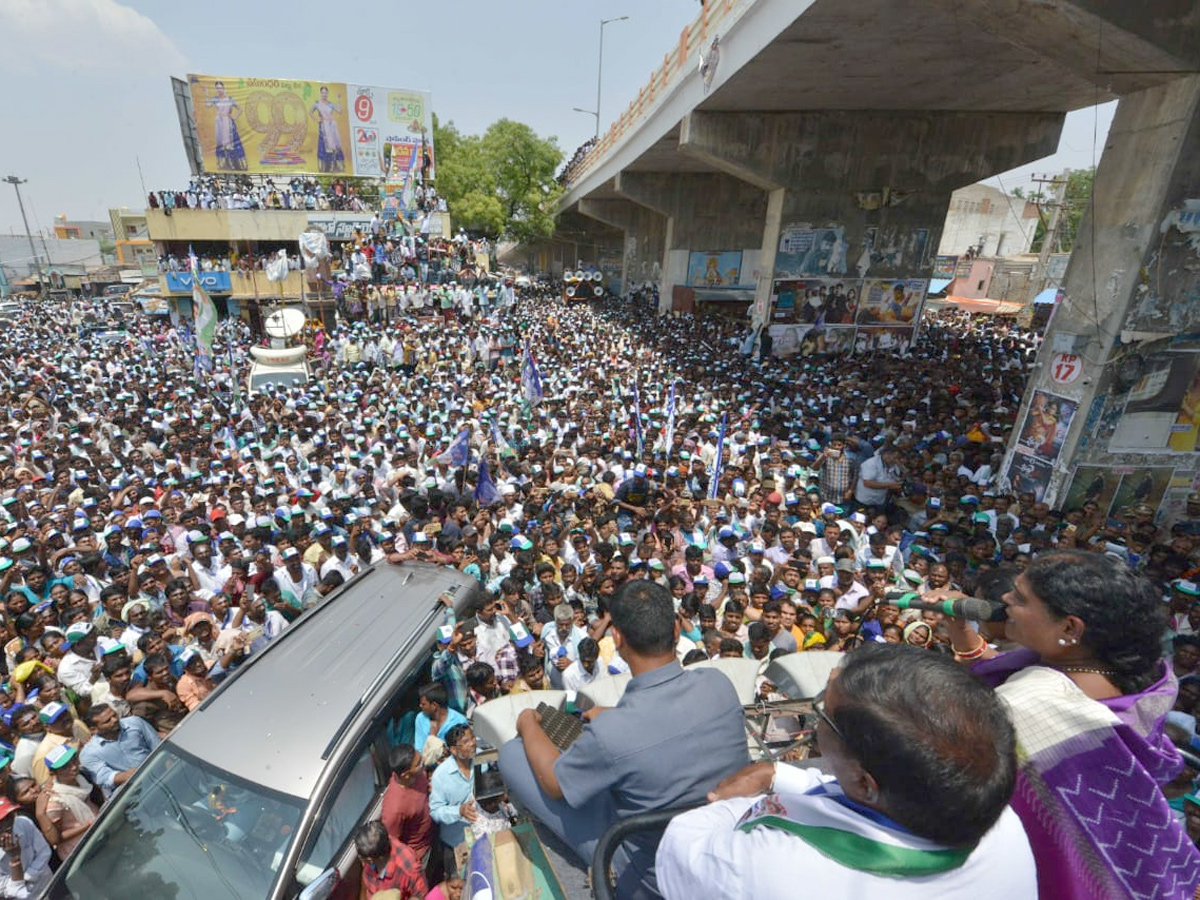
[936,552,1200,899]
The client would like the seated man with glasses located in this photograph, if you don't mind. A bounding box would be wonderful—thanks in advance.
[655,644,1035,898]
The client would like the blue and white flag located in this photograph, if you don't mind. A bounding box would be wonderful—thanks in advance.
[632,379,644,457]
[475,458,502,506]
[490,417,510,456]
[521,344,545,406]
[663,381,678,458]
[436,427,472,467]
[709,412,728,500]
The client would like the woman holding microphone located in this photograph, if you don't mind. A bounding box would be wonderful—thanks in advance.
[930,551,1199,899]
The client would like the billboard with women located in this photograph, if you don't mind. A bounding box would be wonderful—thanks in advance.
[184,74,433,179]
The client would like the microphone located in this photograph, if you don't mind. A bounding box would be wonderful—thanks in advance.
[884,590,1007,622]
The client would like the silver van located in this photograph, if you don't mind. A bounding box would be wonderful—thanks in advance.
[45,562,480,900]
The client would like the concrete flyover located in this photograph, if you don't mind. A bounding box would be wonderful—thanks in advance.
[552,0,1200,517]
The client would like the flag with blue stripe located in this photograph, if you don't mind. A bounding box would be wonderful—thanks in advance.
[663,381,677,458]
[521,344,545,406]
[709,412,728,499]
[475,458,502,506]
[490,418,511,457]
[632,379,644,457]
[436,428,472,467]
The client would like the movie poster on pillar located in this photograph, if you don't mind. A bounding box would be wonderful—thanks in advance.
[1008,455,1055,504]
[774,226,849,278]
[1004,389,1077,504]
[686,251,743,288]
[855,326,914,354]
[1061,465,1121,515]
[1016,390,1078,462]
[855,279,927,325]
[773,279,860,325]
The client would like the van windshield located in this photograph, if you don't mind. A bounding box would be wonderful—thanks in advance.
[56,743,305,900]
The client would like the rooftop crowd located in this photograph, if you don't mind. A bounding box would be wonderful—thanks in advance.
[0,280,1195,898]
[147,174,444,216]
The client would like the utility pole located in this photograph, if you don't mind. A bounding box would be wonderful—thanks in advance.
[1028,171,1068,304]
[574,16,629,140]
[3,176,44,297]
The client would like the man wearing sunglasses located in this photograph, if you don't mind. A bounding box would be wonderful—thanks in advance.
[656,644,1035,898]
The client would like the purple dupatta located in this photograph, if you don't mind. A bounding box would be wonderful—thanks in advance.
[974,649,1200,899]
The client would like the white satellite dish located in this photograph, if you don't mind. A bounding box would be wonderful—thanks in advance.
[263,307,306,339]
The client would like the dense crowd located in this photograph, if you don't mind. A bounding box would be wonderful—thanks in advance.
[0,284,1196,897]
[147,170,445,218]
[557,138,598,187]
[148,176,372,213]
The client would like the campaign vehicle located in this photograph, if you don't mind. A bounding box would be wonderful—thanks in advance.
[47,555,835,900]
[562,270,605,302]
[248,346,311,394]
[47,563,481,900]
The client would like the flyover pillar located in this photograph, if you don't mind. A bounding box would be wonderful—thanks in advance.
[615,171,768,315]
[680,110,1064,334]
[999,75,1200,519]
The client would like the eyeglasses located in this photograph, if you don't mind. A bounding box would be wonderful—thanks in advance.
[812,690,846,745]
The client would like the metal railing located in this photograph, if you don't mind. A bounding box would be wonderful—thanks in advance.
[564,0,756,188]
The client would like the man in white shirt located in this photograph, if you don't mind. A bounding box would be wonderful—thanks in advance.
[541,605,587,690]
[320,536,362,582]
[56,623,101,697]
[562,637,605,695]
[656,644,1035,899]
[183,532,225,596]
[821,559,870,614]
[274,548,318,612]
[473,594,514,671]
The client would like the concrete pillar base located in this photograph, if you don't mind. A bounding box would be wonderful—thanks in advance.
[1002,74,1200,511]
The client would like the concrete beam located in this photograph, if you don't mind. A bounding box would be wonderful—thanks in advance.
[616,172,768,248]
[613,172,680,217]
[679,110,1065,193]
[940,0,1200,96]
[578,199,642,232]
[616,171,764,218]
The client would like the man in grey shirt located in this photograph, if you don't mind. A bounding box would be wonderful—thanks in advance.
[499,580,750,898]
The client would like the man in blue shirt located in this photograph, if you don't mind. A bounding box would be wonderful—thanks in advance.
[500,580,750,899]
[79,704,160,796]
[130,632,186,685]
[428,723,476,875]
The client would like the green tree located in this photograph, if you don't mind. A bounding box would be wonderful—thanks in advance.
[480,119,563,243]
[433,115,562,241]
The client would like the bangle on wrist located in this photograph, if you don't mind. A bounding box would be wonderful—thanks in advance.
[953,636,988,661]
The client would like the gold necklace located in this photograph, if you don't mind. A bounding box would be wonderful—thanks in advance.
[1056,665,1117,676]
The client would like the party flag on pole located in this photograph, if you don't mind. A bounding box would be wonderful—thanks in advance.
[709,412,728,499]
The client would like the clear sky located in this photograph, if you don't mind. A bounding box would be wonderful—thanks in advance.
[0,0,1113,236]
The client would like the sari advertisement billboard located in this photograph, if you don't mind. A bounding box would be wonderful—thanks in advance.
[185,74,433,179]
